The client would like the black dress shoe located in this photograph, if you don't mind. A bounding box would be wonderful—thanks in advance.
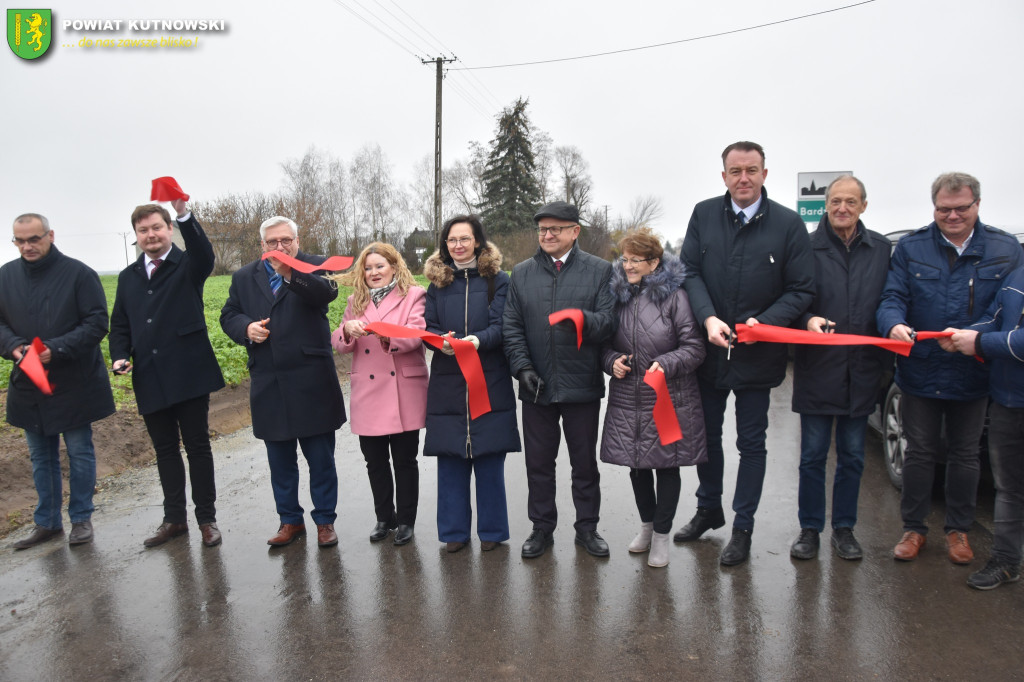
[673,507,726,542]
[575,530,610,557]
[521,529,554,558]
[369,520,397,542]
[720,528,752,566]
[393,524,414,546]
[790,528,820,560]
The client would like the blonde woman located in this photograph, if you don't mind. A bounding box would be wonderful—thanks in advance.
[331,243,428,546]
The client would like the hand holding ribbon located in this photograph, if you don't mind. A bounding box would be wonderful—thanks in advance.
[363,322,491,419]
[549,308,584,349]
[17,337,54,395]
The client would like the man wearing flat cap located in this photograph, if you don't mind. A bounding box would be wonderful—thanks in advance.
[503,201,617,558]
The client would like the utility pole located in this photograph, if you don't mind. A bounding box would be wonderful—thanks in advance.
[422,56,457,247]
[119,232,131,266]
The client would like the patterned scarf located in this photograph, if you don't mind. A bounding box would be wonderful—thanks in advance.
[370,278,397,307]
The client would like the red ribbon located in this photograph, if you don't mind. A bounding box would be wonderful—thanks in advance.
[363,322,491,419]
[261,251,354,273]
[150,176,190,202]
[734,323,928,357]
[643,369,682,445]
[19,338,53,395]
[549,308,584,349]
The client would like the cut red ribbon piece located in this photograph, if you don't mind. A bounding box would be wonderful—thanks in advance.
[643,369,682,445]
[261,251,354,273]
[20,337,53,395]
[363,322,491,419]
[549,308,584,349]
[735,323,918,357]
[150,176,190,202]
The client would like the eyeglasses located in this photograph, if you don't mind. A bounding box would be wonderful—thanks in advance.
[619,257,655,266]
[264,238,294,248]
[446,236,474,247]
[934,199,978,216]
[12,232,50,247]
[538,225,577,236]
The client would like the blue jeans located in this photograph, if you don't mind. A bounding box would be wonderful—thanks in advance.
[987,402,1024,566]
[694,380,771,532]
[798,414,868,532]
[436,454,509,543]
[25,424,96,529]
[265,432,338,526]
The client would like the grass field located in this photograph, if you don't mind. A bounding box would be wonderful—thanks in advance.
[0,272,428,403]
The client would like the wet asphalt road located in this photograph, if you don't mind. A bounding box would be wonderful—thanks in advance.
[1,370,1022,681]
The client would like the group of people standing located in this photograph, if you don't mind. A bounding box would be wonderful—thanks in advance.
[4,140,1023,592]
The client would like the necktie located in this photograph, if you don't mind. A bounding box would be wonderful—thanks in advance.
[269,271,283,296]
[150,258,162,279]
[555,260,563,272]
[737,211,746,225]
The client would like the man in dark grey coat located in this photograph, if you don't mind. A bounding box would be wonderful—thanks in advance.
[503,201,617,558]
[789,175,890,562]
[1,213,114,549]
[677,141,815,566]
[110,198,226,549]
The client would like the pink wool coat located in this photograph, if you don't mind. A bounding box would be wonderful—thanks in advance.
[332,286,429,436]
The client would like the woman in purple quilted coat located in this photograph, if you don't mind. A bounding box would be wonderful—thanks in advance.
[600,228,707,567]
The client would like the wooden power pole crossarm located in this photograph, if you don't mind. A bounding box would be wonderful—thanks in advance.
[422,56,457,247]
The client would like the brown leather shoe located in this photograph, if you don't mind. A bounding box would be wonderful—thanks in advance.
[144,522,188,548]
[893,531,926,561]
[317,524,338,548]
[946,531,974,565]
[480,541,501,552]
[199,523,222,547]
[268,523,306,547]
[12,525,63,550]
[446,541,466,553]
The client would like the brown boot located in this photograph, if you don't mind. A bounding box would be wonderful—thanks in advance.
[268,523,306,547]
[893,531,926,561]
[199,523,222,547]
[144,522,188,548]
[946,531,974,565]
[317,524,338,548]
[12,525,63,550]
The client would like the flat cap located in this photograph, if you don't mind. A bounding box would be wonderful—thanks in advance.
[533,201,580,224]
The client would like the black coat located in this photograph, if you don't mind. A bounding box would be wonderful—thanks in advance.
[791,218,891,417]
[503,242,617,404]
[423,245,521,458]
[0,247,114,435]
[220,252,345,441]
[109,215,225,415]
[681,189,815,390]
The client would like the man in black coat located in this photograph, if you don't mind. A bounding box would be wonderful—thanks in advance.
[110,198,226,548]
[677,141,815,566]
[789,175,890,562]
[220,216,345,549]
[1,213,114,549]
[503,201,617,558]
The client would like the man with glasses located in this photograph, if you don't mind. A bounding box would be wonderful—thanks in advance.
[878,172,1023,564]
[677,141,814,566]
[110,198,226,548]
[503,200,617,558]
[1,214,114,549]
[220,217,345,549]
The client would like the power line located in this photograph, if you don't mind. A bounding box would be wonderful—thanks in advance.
[451,0,877,71]
[329,0,420,58]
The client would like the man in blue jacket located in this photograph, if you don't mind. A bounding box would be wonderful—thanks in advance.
[677,141,815,566]
[941,267,1024,589]
[877,172,1024,564]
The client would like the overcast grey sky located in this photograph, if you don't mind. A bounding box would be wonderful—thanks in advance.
[3,0,1022,272]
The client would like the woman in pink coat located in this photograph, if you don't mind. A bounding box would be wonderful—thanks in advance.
[331,242,428,546]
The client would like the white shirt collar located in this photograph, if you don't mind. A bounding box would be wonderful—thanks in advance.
[731,196,763,222]
[940,228,975,256]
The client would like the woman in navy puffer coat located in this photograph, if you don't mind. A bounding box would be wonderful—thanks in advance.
[601,228,707,567]
[424,215,521,553]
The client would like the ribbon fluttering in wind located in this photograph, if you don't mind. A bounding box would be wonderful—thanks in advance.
[363,322,491,419]
[261,251,354,273]
[19,337,53,395]
[643,369,682,445]
[549,308,584,349]
[150,176,190,202]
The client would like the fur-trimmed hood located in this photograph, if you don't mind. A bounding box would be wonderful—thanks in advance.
[609,253,686,305]
[424,243,504,288]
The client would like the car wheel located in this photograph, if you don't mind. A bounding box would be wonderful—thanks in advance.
[882,384,905,490]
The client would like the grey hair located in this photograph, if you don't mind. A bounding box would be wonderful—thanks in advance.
[825,175,867,202]
[931,172,980,204]
[259,216,298,240]
[14,213,50,231]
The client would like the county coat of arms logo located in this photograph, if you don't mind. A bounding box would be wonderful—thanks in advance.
[8,9,52,60]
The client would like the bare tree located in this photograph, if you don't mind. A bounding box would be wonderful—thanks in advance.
[350,143,408,246]
[533,129,555,203]
[625,194,664,230]
[554,145,593,215]
[191,191,278,273]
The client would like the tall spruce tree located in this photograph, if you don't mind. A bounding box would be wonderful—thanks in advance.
[481,98,541,235]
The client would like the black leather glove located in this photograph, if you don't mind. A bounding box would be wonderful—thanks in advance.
[518,369,545,400]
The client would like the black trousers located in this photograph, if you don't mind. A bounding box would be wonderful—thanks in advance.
[630,467,681,534]
[359,430,420,526]
[141,394,216,525]
[522,401,601,533]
